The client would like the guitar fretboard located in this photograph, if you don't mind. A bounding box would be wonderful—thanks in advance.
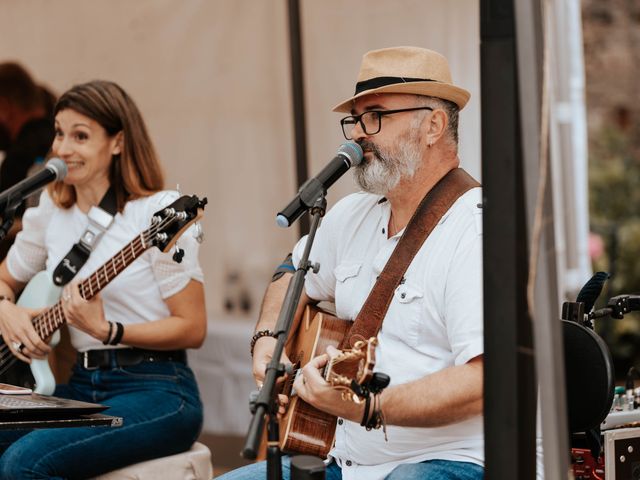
[32,226,161,341]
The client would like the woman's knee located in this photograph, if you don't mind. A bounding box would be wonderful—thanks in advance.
[0,443,46,480]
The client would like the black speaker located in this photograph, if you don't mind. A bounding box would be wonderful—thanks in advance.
[563,320,615,432]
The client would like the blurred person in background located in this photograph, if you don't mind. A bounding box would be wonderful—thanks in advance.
[0,62,56,257]
[0,62,55,194]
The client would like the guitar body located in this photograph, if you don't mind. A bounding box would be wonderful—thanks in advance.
[280,305,351,458]
[0,271,61,394]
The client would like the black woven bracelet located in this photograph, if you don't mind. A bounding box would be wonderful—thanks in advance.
[250,330,275,357]
[366,393,382,430]
[110,322,124,345]
[102,321,114,345]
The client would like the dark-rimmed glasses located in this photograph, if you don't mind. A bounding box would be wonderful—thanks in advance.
[340,107,433,140]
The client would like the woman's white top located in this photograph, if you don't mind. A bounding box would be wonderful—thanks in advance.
[6,189,204,352]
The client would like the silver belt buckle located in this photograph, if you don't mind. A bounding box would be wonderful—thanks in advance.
[82,352,99,370]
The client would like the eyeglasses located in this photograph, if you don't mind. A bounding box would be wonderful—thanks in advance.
[340,107,433,140]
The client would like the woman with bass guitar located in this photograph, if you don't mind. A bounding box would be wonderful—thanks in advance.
[0,80,207,478]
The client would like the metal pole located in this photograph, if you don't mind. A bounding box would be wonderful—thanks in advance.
[287,0,310,236]
[481,0,537,477]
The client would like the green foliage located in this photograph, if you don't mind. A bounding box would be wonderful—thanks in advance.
[589,125,640,377]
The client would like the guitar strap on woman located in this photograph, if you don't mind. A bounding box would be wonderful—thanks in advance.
[52,187,117,286]
[339,168,481,350]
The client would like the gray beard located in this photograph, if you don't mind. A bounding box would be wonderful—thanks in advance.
[354,134,422,196]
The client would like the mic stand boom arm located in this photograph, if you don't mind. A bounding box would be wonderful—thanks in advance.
[242,194,327,480]
[590,295,640,320]
[564,295,640,326]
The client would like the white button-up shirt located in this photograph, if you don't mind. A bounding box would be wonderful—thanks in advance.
[292,184,484,480]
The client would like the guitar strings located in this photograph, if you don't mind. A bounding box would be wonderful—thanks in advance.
[0,212,183,378]
[34,214,177,338]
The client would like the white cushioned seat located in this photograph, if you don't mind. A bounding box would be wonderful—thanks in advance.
[91,442,213,480]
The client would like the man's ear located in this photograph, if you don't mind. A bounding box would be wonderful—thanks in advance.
[425,108,448,146]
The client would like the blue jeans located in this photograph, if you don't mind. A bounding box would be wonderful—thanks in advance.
[385,460,484,479]
[217,456,342,480]
[0,359,203,479]
[217,457,484,480]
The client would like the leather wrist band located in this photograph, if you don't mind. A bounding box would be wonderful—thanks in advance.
[110,322,124,345]
[360,392,372,427]
[250,329,275,357]
[102,321,114,345]
[365,393,388,440]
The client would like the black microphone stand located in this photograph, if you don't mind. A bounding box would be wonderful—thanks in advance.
[0,197,22,241]
[243,194,327,480]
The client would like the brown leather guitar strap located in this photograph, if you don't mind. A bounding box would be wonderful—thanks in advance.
[339,168,480,350]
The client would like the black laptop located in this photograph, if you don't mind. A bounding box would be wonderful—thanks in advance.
[0,392,108,421]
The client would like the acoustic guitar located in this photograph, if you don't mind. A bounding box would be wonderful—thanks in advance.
[276,304,376,458]
[0,194,207,394]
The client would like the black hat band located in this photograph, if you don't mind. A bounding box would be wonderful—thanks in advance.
[354,76,435,95]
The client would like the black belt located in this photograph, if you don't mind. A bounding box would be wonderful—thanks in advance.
[77,348,187,370]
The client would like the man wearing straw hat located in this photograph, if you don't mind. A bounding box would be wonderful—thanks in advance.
[224,46,484,480]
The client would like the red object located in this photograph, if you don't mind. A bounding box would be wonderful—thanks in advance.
[571,448,605,479]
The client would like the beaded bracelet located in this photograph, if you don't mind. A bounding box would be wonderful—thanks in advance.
[250,330,275,357]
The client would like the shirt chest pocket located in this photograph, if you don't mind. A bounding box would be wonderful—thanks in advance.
[385,282,424,347]
[333,262,362,320]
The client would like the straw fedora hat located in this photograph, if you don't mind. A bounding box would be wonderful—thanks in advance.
[333,46,470,113]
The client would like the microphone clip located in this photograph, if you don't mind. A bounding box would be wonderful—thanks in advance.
[561,301,591,328]
[308,189,328,218]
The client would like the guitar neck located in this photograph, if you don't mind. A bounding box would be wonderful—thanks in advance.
[33,231,154,341]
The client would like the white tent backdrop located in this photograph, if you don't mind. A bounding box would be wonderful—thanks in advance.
[0,3,592,470]
[0,0,481,319]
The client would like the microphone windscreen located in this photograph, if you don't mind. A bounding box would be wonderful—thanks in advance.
[337,142,364,166]
[45,158,68,180]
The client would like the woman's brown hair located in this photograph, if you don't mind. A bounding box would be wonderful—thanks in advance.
[49,80,164,211]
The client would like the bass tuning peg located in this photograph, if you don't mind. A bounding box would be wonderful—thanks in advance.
[172,248,185,263]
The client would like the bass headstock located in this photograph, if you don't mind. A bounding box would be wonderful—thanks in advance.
[149,195,207,253]
[324,337,378,402]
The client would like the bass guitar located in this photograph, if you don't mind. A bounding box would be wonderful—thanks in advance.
[0,194,207,394]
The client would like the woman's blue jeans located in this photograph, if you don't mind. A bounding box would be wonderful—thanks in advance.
[0,359,203,479]
[218,456,484,479]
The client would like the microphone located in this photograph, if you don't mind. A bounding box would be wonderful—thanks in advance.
[276,142,364,228]
[0,158,68,213]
